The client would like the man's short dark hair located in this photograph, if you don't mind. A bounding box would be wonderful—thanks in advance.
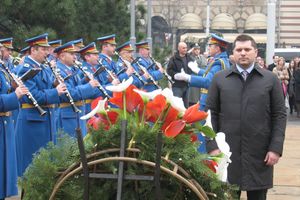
[233,34,257,49]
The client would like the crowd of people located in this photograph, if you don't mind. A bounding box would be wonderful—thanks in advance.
[0,34,164,200]
[0,32,290,200]
[267,55,300,117]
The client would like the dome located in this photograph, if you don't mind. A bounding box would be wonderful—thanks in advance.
[178,13,203,29]
[211,13,236,30]
[245,13,267,30]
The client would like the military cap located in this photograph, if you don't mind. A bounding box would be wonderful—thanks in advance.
[208,33,229,48]
[116,41,134,52]
[97,34,117,45]
[54,41,77,54]
[25,33,50,47]
[49,39,62,48]
[79,42,99,55]
[0,37,14,49]
[135,41,150,50]
[20,46,30,55]
[72,38,84,48]
[192,43,200,49]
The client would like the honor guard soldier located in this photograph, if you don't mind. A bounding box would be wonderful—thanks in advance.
[15,33,67,176]
[47,39,62,62]
[54,41,100,137]
[97,34,120,85]
[0,38,14,71]
[20,46,30,56]
[174,33,230,152]
[135,41,163,91]
[0,38,20,128]
[115,41,146,88]
[72,38,85,62]
[78,42,110,113]
[13,46,30,85]
[0,45,29,200]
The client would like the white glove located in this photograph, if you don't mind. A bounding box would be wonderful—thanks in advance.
[188,61,200,74]
[174,69,191,82]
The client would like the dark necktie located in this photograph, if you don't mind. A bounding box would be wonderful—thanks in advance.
[241,71,248,81]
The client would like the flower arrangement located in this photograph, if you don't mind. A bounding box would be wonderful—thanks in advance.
[19,77,238,200]
[82,77,215,145]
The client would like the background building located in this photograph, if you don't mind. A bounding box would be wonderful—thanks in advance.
[137,0,300,59]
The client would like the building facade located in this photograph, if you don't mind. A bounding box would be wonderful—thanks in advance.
[137,0,300,55]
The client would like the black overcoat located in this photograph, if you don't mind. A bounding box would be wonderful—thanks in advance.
[294,68,300,103]
[206,64,286,190]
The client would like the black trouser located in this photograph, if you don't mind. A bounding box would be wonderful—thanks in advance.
[289,95,295,113]
[172,86,190,108]
[238,189,268,200]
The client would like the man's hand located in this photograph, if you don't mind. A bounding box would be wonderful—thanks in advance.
[56,83,67,96]
[208,149,221,156]
[143,72,150,79]
[188,61,200,74]
[174,69,191,82]
[15,84,29,99]
[111,78,120,85]
[126,66,134,75]
[264,151,280,166]
[89,79,100,88]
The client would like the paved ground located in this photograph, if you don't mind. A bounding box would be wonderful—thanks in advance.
[7,114,300,200]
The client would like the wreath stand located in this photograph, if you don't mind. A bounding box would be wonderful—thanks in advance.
[49,120,211,200]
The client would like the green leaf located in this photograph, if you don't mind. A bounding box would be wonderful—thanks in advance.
[201,125,216,138]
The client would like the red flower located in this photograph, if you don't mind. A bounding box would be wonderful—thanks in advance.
[182,103,208,123]
[91,97,104,110]
[87,116,102,130]
[190,134,198,143]
[202,160,218,173]
[145,94,167,123]
[109,85,144,113]
[164,103,208,138]
[87,110,119,131]
[161,107,179,131]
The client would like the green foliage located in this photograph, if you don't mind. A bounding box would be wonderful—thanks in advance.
[20,119,238,199]
[0,0,145,49]
[19,134,81,200]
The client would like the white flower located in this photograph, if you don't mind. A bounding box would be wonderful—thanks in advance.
[161,88,186,113]
[215,132,231,159]
[106,76,133,92]
[215,132,232,182]
[161,88,173,100]
[204,110,212,128]
[133,88,162,101]
[80,98,107,120]
[169,96,186,114]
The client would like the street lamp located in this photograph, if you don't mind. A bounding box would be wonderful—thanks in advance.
[147,0,153,54]
[130,0,136,54]
[266,0,277,65]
